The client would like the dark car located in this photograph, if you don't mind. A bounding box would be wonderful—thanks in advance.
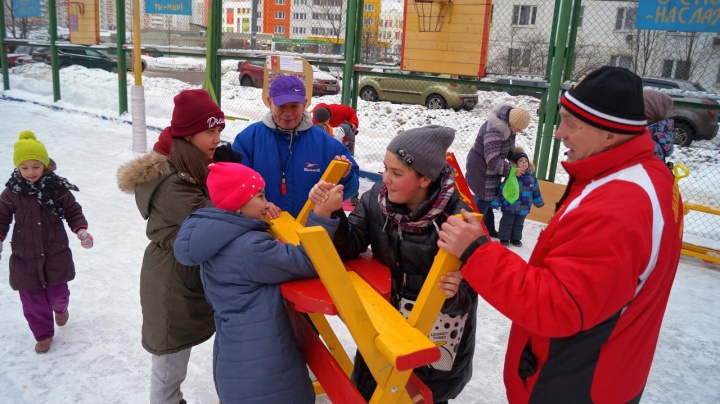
[641,76,719,146]
[43,45,119,73]
[90,46,146,72]
[238,59,340,96]
[31,47,51,63]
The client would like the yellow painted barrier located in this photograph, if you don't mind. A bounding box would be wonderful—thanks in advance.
[673,163,720,264]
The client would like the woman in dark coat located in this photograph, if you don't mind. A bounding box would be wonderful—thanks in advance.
[117,89,240,404]
[311,125,478,403]
[466,103,531,237]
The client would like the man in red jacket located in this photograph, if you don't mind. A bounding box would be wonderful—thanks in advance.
[311,103,359,131]
[312,103,360,204]
[437,66,683,403]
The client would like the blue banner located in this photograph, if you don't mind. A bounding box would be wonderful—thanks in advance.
[146,0,192,16]
[637,0,720,33]
[12,0,41,18]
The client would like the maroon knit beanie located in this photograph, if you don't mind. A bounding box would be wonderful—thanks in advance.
[153,127,173,156]
[170,89,225,138]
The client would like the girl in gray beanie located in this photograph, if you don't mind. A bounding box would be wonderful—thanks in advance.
[309,125,478,403]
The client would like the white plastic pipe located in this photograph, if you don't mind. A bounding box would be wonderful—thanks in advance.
[131,85,147,153]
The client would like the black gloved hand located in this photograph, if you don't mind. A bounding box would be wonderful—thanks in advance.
[214,143,243,164]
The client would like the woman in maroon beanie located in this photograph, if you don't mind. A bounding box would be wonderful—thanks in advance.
[117,89,238,404]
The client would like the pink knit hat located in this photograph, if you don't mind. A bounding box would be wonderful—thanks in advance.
[207,163,265,212]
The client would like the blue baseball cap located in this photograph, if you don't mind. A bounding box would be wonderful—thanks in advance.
[268,75,306,106]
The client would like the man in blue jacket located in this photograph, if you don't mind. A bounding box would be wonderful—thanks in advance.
[232,75,359,218]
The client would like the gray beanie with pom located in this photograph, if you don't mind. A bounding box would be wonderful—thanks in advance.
[386,125,455,180]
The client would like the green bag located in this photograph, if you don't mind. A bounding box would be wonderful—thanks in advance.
[503,167,520,204]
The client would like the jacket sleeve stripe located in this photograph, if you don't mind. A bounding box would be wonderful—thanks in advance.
[559,164,664,299]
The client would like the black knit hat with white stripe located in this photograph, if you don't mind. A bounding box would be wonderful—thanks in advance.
[561,66,647,135]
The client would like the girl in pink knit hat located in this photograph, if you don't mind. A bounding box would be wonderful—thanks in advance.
[174,162,342,403]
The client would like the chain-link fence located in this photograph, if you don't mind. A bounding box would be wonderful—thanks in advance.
[3,0,718,244]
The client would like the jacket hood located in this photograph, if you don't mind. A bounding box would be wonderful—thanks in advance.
[487,103,514,140]
[117,151,173,219]
[260,110,314,132]
[174,208,270,266]
[117,151,170,194]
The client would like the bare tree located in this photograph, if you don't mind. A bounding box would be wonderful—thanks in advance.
[308,0,346,55]
[570,44,608,79]
[631,29,661,76]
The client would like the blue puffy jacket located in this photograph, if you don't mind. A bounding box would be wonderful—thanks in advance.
[174,208,338,403]
[232,111,359,217]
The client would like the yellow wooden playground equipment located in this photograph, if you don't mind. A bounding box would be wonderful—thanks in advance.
[673,163,720,264]
[267,160,476,403]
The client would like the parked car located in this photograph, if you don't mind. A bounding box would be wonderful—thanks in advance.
[5,45,43,67]
[31,47,51,63]
[238,59,264,87]
[491,76,546,99]
[317,65,343,80]
[90,46,146,71]
[311,65,340,95]
[43,45,119,73]
[238,59,340,96]
[641,76,718,146]
[358,70,478,111]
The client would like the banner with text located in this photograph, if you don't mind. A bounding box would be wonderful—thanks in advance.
[637,0,720,33]
[146,0,191,16]
[12,0,41,18]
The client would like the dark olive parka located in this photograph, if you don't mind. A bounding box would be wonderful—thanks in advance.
[117,151,215,356]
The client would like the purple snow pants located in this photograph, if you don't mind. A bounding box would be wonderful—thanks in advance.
[18,283,70,341]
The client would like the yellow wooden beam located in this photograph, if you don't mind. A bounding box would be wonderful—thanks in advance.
[295,160,350,226]
[309,312,354,378]
[407,213,481,334]
[297,226,439,403]
[268,211,304,245]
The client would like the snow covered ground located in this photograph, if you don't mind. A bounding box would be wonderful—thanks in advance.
[1,63,719,403]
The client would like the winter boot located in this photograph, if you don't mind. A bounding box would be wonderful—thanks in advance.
[510,240,523,247]
[55,310,69,327]
[35,338,52,354]
[500,240,510,247]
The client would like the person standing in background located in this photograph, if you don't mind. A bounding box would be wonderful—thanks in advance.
[465,104,531,237]
[232,76,359,218]
[643,89,675,168]
[491,147,544,247]
[312,103,360,205]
